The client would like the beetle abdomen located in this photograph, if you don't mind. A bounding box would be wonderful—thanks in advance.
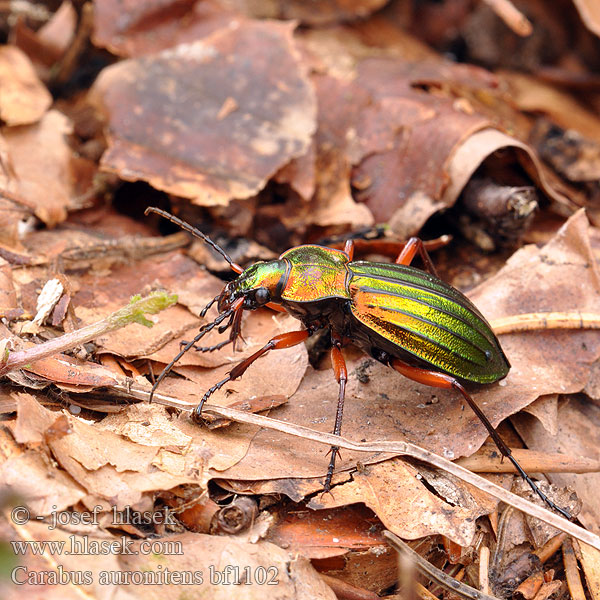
[348,262,510,383]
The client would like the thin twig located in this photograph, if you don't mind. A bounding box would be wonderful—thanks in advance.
[491,312,600,335]
[481,0,533,36]
[456,448,600,474]
[479,546,490,595]
[563,537,587,600]
[534,533,567,563]
[515,572,544,600]
[385,531,502,600]
[0,292,177,376]
[118,383,600,551]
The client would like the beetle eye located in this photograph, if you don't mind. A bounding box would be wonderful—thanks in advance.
[255,287,270,305]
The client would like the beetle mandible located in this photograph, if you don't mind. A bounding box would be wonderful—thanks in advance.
[146,207,569,519]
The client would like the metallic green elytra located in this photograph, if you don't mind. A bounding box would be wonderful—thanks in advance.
[218,245,509,384]
[347,262,509,383]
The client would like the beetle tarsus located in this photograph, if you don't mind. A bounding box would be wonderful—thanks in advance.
[200,293,221,318]
[192,375,232,422]
[323,447,341,492]
[179,339,233,353]
[504,453,572,520]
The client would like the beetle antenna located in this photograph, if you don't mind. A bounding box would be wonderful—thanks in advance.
[149,307,234,403]
[145,207,243,274]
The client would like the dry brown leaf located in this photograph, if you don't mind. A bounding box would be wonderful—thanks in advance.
[0,416,86,515]
[100,403,192,449]
[1,110,94,227]
[92,0,390,58]
[269,0,389,25]
[503,71,600,141]
[77,255,214,359]
[0,46,51,126]
[521,395,559,437]
[169,358,303,414]
[266,504,386,558]
[9,394,201,510]
[287,28,570,235]
[285,27,577,235]
[513,396,600,535]
[311,458,496,546]
[21,354,124,390]
[0,258,18,315]
[90,20,316,206]
[350,59,491,226]
[92,0,240,57]
[265,504,397,593]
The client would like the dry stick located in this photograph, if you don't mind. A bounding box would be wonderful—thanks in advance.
[385,531,502,600]
[481,0,533,36]
[121,384,600,552]
[514,572,544,600]
[490,312,600,335]
[479,546,490,595]
[563,537,587,600]
[531,581,562,600]
[4,308,597,541]
[456,448,600,474]
[0,292,177,377]
[534,532,567,563]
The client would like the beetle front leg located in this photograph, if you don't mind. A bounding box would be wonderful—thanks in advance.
[191,329,310,422]
[391,358,571,519]
[395,237,439,278]
[324,336,348,492]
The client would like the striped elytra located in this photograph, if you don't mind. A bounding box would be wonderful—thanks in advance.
[347,261,510,384]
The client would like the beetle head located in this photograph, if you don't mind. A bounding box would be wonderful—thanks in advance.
[217,260,287,312]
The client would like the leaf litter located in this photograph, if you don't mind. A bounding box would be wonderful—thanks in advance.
[1,1,600,598]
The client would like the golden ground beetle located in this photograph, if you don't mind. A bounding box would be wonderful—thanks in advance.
[146,207,569,519]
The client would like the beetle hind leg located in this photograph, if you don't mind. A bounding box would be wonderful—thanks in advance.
[391,359,572,520]
[323,337,348,492]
